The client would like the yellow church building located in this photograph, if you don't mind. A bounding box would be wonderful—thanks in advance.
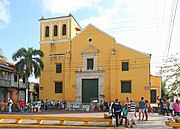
[39,14,161,104]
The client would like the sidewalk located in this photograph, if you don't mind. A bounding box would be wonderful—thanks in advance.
[0,110,173,129]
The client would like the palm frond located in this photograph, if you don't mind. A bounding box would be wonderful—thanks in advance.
[12,47,44,79]
[12,48,27,61]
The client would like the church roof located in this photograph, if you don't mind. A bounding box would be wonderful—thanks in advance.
[39,14,82,30]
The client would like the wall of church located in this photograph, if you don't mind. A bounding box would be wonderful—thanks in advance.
[39,16,160,105]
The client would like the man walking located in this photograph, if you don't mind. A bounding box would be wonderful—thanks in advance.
[112,99,122,127]
[125,100,136,128]
[139,97,146,121]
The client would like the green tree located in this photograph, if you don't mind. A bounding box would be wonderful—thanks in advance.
[161,81,170,99]
[12,47,44,101]
[159,53,180,97]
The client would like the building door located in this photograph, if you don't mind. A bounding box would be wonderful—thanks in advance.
[150,90,157,103]
[82,79,98,103]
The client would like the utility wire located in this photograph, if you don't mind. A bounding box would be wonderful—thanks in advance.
[166,0,179,58]
[155,0,160,47]
[161,0,167,41]
[0,19,173,37]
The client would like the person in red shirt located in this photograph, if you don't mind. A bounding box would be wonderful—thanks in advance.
[19,99,25,113]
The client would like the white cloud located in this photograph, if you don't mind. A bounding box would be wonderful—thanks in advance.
[80,7,121,30]
[39,0,180,75]
[80,0,159,30]
[41,0,102,15]
[0,0,10,29]
[79,0,180,75]
[79,0,179,55]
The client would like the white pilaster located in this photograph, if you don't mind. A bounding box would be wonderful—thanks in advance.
[68,20,70,38]
[58,22,61,39]
[42,24,44,41]
[50,22,52,40]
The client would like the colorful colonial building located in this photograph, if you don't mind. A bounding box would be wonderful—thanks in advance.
[39,14,161,104]
[0,61,27,104]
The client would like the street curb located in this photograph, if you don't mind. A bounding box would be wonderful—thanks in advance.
[0,123,109,128]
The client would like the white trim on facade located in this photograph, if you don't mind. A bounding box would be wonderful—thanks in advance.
[50,22,52,40]
[76,71,104,103]
[58,22,61,39]
[81,45,99,54]
[68,20,70,38]
[42,24,44,41]
[40,17,71,23]
[45,55,65,58]
[39,39,68,44]
[82,53,98,71]
[150,88,158,90]
[81,45,99,71]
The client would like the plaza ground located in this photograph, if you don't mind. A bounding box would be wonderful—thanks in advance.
[0,110,173,129]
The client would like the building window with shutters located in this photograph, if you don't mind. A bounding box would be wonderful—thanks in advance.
[55,82,62,93]
[122,62,129,71]
[62,24,66,35]
[56,64,62,73]
[45,26,49,37]
[23,77,25,83]
[121,81,131,93]
[14,75,17,82]
[87,59,93,70]
[54,25,58,36]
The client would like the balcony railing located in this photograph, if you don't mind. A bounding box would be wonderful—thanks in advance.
[0,78,11,87]
[19,82,26,89]
[11,81,18,88]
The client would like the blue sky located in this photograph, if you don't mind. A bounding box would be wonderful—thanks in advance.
[0,0,40,61]
[0,0,180,82]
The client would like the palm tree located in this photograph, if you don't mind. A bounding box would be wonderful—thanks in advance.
[12,47,44,102]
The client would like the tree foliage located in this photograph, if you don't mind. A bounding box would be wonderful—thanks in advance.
[12,47,44,78]
[159,53,180,97]
[161,81,170,99]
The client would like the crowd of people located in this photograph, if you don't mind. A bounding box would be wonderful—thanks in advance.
[109,97,137,128]
[4,99,67,113]
[90,100,109,112]
[3,96,180,128]
[109,96,180,128]
[157,96,180,117]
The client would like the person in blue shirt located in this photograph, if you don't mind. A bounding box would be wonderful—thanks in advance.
[120,104,128,125]
[139,97,146,121]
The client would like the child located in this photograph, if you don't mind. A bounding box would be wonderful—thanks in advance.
[144,100,148,121]
[149,105,154,114]
[120,104,128,125]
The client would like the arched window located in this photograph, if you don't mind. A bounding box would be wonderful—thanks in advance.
[54,25,58,36]
[62,24,66,35]
[45,26,49,37]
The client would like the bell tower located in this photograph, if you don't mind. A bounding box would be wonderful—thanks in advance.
[39,14,81,101]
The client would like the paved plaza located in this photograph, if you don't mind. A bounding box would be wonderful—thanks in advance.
[0,110,173,129]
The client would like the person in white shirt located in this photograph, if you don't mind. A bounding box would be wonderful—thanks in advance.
[8,98,13,113]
